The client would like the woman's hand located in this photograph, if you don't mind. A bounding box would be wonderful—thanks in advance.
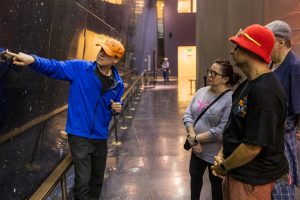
[192,143,203,153]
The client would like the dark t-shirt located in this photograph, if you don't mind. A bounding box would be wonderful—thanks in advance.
[223,73,288,185]
[94,67,114,95]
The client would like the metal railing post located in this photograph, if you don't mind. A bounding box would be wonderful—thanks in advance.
[61,175,67,200]
[112,115,121,145]
[126,90,133,119]
[120,102,128,130]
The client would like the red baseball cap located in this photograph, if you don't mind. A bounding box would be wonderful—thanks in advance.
[229,24,275,63]
[99,38,125,59]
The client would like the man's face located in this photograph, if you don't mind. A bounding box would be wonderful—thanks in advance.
[96,48,118,67]
[270,38,282,63]
[230,45,248,69]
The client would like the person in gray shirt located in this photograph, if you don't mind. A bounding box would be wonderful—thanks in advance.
[183,58,241,200]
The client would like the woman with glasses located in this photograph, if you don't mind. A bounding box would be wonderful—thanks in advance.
[183,58,241,200]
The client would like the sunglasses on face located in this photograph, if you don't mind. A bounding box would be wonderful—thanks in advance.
[208,69,224,78]
[233,45,240,52]
[235,28,261,46]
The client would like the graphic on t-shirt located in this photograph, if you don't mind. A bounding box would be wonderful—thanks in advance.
[197,99,209,112]
[237,96,248,118]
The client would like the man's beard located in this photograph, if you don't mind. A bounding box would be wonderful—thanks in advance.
[234,60,247,72]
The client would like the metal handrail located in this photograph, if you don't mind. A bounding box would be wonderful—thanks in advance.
[0,70,144,144]
[0,105,68,144]
[29,154,72,200]
[29,71,145,200]
[121,71,144,101]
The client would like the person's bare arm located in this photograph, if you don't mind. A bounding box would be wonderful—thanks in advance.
[195,131,211,142]
[212,143,261,176]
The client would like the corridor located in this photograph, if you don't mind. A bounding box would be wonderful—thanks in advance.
[101,80,213,200]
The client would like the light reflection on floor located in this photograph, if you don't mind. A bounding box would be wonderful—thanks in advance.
[178,77,195,104]
[100,80,210,200]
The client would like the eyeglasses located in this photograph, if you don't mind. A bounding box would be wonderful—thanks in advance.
[236,28,261,46]
[233,45,240,52]
[208,69,224,78]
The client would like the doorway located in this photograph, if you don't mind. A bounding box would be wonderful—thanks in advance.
[178,46,196,102]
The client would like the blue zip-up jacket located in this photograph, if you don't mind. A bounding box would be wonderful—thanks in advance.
[30,56,124,139]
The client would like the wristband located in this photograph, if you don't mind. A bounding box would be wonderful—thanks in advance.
[194,135,198,144]
[220,162,227,171]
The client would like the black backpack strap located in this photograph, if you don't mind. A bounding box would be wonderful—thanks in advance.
[193,89,231,126]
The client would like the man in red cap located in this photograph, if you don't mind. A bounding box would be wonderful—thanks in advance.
[4,38,125,200]
[212,24,288,200]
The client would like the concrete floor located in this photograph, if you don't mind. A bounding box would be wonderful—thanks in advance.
[100,80,300,200]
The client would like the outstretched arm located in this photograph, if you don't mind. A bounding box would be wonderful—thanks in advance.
[5,50,81,81]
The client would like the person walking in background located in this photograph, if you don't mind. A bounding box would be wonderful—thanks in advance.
[162,57,170,82]
[265,20,300,200]
[183,58,241,200]
[212,24,288,200]
[3,38,125,200]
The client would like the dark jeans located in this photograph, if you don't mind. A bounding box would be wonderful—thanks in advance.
[68,134,107,200]
[163,70,169,82]
[189,152,223,200]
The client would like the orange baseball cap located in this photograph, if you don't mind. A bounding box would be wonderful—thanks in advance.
[99,38,125,59]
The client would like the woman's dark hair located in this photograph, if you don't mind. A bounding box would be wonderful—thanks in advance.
[214,58,242,86]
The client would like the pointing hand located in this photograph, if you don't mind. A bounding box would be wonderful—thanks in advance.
[5,50,35,66]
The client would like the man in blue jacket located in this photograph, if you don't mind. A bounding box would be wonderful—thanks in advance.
[5,38,125,200]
